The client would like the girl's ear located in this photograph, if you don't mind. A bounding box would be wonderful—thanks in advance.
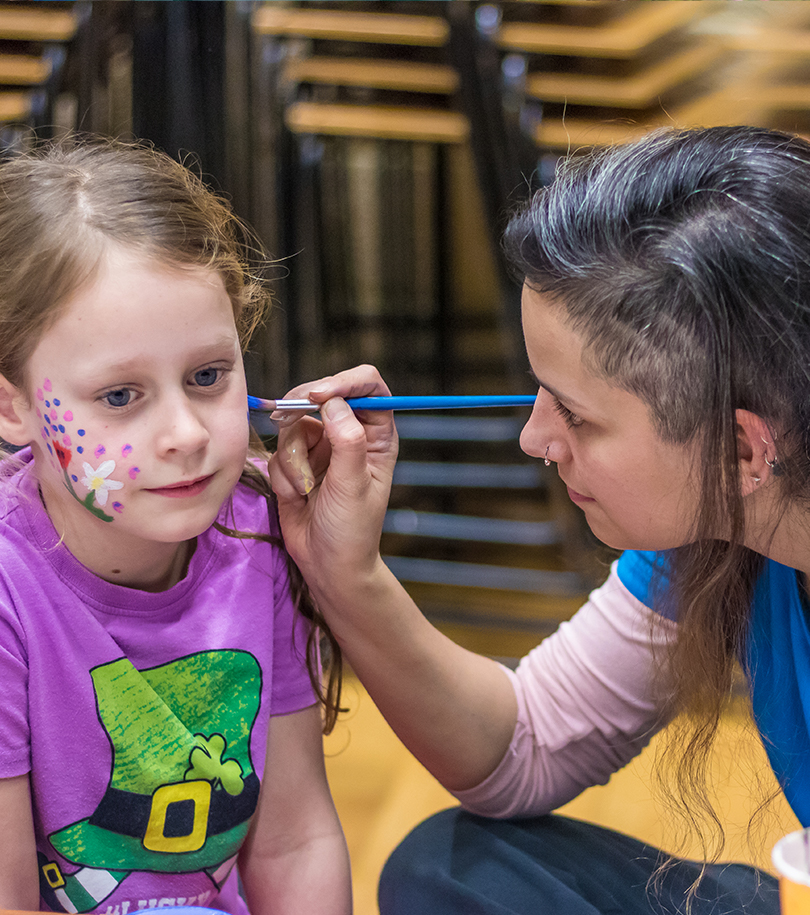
[736,409,777,496]
[0,375,33,447]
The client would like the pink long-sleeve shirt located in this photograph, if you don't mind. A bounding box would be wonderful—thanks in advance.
[453,564,677,818]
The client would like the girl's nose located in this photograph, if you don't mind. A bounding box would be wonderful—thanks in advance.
[157,398,210,455]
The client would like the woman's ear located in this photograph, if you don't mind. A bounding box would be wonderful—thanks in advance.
[0,375,33,447]
[736,409,777,495]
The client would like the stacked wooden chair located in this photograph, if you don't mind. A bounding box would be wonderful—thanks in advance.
[0,2,78,146]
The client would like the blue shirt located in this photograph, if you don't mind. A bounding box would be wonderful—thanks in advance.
[618,549,810,826]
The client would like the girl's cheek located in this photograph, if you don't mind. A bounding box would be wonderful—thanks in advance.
[36,381,139,518]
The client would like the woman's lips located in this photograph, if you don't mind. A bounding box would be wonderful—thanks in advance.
[146,475,214,498]
[566,485,596,504]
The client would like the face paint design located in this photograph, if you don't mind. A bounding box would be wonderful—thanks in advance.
[81,460,124,507]
[38,379,133,524]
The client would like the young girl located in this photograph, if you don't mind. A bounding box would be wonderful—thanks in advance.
[0,138,351,914]
[267,125,810,914]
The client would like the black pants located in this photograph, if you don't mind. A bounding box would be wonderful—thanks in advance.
[379,809,780,915]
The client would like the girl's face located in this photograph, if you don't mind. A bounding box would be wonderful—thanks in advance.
[520,284,702,552]
[19,247,250,583]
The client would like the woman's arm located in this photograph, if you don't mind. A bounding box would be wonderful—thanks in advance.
[238,704,351,915]
[0,774,39,910]
[453,566,676,817]
[269,367,519,792]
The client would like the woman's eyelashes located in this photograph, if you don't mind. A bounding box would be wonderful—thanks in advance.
[553,396,584,428]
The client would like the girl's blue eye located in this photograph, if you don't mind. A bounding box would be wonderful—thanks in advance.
[194,368,219,387]
[104,389,131,408]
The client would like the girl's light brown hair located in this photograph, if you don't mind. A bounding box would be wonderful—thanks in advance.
[0,135,267,389]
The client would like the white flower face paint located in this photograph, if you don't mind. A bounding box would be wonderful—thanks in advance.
[81,460,125,507]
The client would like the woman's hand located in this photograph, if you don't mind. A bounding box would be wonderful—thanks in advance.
[268,365,399,602]
[269,365,519,792]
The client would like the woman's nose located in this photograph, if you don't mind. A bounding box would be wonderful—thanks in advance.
[520,391,563,462]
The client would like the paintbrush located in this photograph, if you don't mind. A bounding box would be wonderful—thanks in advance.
[248,394,536,414]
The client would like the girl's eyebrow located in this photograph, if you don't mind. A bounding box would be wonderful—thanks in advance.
[82,337,239,378]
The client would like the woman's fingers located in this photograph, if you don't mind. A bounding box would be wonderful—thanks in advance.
[269,416,331,498]
[278,365,391,404]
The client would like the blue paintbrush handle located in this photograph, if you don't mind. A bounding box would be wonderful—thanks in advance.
[344,395,535,410]
[247,394,535,412]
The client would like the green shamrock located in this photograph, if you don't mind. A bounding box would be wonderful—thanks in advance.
[185,733,245,796]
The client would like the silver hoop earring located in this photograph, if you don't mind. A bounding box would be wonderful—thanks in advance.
[544,446,551,467]
[765,454,778,469]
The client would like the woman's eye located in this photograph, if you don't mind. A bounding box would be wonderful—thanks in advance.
[553,397,584,428]
[103,389,132,408]
[194,368,220,387]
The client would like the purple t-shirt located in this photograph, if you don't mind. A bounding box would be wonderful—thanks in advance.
[0,450,316,914]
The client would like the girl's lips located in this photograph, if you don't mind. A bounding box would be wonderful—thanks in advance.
[146,475,214,498]
[566,485,596,504]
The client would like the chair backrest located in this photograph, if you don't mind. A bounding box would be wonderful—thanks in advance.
[0,1,78,145]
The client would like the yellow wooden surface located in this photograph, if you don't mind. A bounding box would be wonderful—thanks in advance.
[0,54,50,86]
[0,4,77,42]
[0,91,30,123]
[252,7,448,47]
[496,2,707,58]
[284,57,458,95]
[526,43,719,109]
[285,101,468,144]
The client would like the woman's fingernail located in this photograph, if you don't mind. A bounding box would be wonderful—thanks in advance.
[323,399,351,421]
[285,439,315,495]
[308,383,329,396]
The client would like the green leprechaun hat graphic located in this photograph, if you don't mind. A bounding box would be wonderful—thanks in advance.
[50,651,262,873]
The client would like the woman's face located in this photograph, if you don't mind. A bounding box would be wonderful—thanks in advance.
[520,284,702,552]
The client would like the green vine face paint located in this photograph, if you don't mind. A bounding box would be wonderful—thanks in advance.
[39,381,131,522]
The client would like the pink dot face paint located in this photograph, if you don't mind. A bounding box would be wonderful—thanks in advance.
[35,381,141,524]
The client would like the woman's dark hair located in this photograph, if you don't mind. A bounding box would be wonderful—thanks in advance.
[504,125,810,859]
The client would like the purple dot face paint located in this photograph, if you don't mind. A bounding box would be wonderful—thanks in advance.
[129,466,140,480]
[33,381,132,524]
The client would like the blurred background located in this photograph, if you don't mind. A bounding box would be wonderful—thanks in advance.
[4,2,807,911]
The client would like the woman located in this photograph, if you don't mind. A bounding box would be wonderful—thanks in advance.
[268,125,806,914]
